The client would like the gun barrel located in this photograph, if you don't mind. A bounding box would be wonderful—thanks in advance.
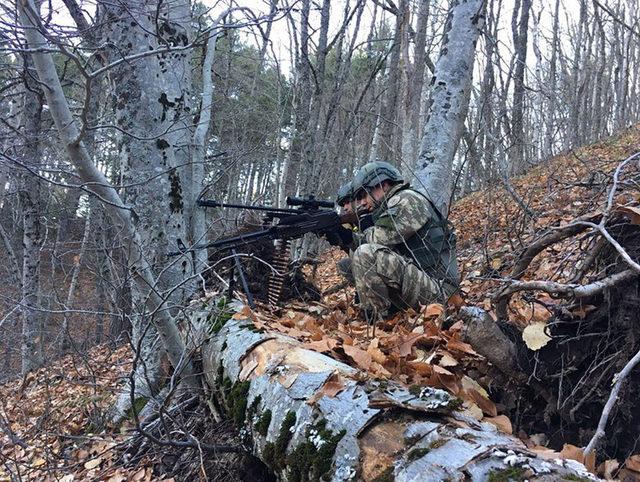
[197,199,297,214]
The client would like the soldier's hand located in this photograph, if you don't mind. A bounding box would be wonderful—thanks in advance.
[325,226,353,247]
[357,214,374,230]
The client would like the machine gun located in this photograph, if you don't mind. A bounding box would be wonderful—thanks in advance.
[172,196,357,305]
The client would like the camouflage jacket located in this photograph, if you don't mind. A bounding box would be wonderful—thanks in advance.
[359,183,460,289]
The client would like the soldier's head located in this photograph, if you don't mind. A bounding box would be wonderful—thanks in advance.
[352,161,403,212]
[336,181,354,214]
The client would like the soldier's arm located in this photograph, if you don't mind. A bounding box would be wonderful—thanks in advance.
[363,191,431,246]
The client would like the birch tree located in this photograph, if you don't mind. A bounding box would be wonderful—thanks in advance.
[414,0,485,213]
[17,55,44,374]
[17,0,198,397]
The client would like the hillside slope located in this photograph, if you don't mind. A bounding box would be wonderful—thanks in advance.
[1,125,638,481]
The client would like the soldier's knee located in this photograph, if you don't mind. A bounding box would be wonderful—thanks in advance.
[353,243,383,264]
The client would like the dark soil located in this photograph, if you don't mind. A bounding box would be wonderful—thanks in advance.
[491,221,640,461]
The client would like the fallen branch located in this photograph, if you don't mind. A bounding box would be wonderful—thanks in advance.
[509,213,600,279]
[574,220,640,274]
[496,268,637,303]
[584,346,640,458]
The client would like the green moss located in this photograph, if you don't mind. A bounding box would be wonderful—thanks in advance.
[126,397,148,419]
[255,409,272,436]
[222,376,233,392]
[408,385,421,396]
[429,438,448,450]
[287,419,346,482]
[208,300,234,334]
[227,381,251,426]
[447,398,464,410]
[240,323,265,334]
[562,475,591,482]
[372,466,395,482]
[263,411,297,471]
[248,395,262,415]
[263,442,276,468]
[487,466,526,482]
[460,432,478,443]
[216,364,225,385]
[407,447,430,461]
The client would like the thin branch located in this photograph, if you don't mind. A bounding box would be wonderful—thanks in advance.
[584,346,640,457]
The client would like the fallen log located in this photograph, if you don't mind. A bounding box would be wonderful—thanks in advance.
[192,300,598,481]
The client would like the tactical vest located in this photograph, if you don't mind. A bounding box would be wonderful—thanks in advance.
[376,186,460,294]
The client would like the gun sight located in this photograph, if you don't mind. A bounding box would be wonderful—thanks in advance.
[286,195,334,210]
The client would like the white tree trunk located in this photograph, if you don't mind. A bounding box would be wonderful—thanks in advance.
[59,208,92,352]
[414,0,485,214]
[198,302,597,482]
[17,0,197,392]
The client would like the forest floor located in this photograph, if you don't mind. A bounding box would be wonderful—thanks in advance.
[1,125,639,481]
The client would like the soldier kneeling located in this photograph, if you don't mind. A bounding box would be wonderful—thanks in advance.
[349,161,460,319]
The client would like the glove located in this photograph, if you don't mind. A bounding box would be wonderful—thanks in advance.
[325,225,353,247]
[357,214,374,230]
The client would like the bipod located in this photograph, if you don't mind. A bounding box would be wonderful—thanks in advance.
[227,249,255,309]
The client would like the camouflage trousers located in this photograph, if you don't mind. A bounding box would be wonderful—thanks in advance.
[351,243,444,315]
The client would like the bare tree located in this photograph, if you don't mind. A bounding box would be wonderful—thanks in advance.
[414,0,486,213]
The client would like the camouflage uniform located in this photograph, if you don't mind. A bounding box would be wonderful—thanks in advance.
[352,183,459,315]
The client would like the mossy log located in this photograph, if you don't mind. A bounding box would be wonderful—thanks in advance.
[195,300,598,481]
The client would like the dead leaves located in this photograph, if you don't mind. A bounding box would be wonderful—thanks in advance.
[615,204,640,224]
[342,344,373,371]
[560,444,596,474]
[522,322,552,351]
[485,415,513,434]
[240,295,499,421]
[308,373,346,405]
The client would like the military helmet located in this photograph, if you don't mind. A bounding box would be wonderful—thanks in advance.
[336,181,353,206]
[352,161,403,194]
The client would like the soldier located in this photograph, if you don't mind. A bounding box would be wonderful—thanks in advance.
[335,181,356,285]
[349,161,460,318]
[336,181,355,215]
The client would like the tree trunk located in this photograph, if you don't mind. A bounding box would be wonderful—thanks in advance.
[18,56,44,375]
[414,0,485,214]
[18,0,197,401]
[543,0,560,159]
[569,0,587,148]
[197,302,598,481]
[404,0,431,164]
[377,0,408,166]
[509,0,532,175]
[94,0,201,412]
[281,0,312,204]
[59,208,92,352]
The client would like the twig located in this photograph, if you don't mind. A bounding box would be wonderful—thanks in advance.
[584,346,640,457]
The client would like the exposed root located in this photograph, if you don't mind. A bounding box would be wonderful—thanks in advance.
[121,395,268,481]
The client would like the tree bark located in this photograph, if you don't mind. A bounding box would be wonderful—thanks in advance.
[509,0,532,175]
[18,55,44,375]
[197,302,598,481]
[281,0,312,205]
[17,0,197,395]
[403,0,431,164]
[377,0,408,166]
[59,207,92,352]
[414,0,485,214]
